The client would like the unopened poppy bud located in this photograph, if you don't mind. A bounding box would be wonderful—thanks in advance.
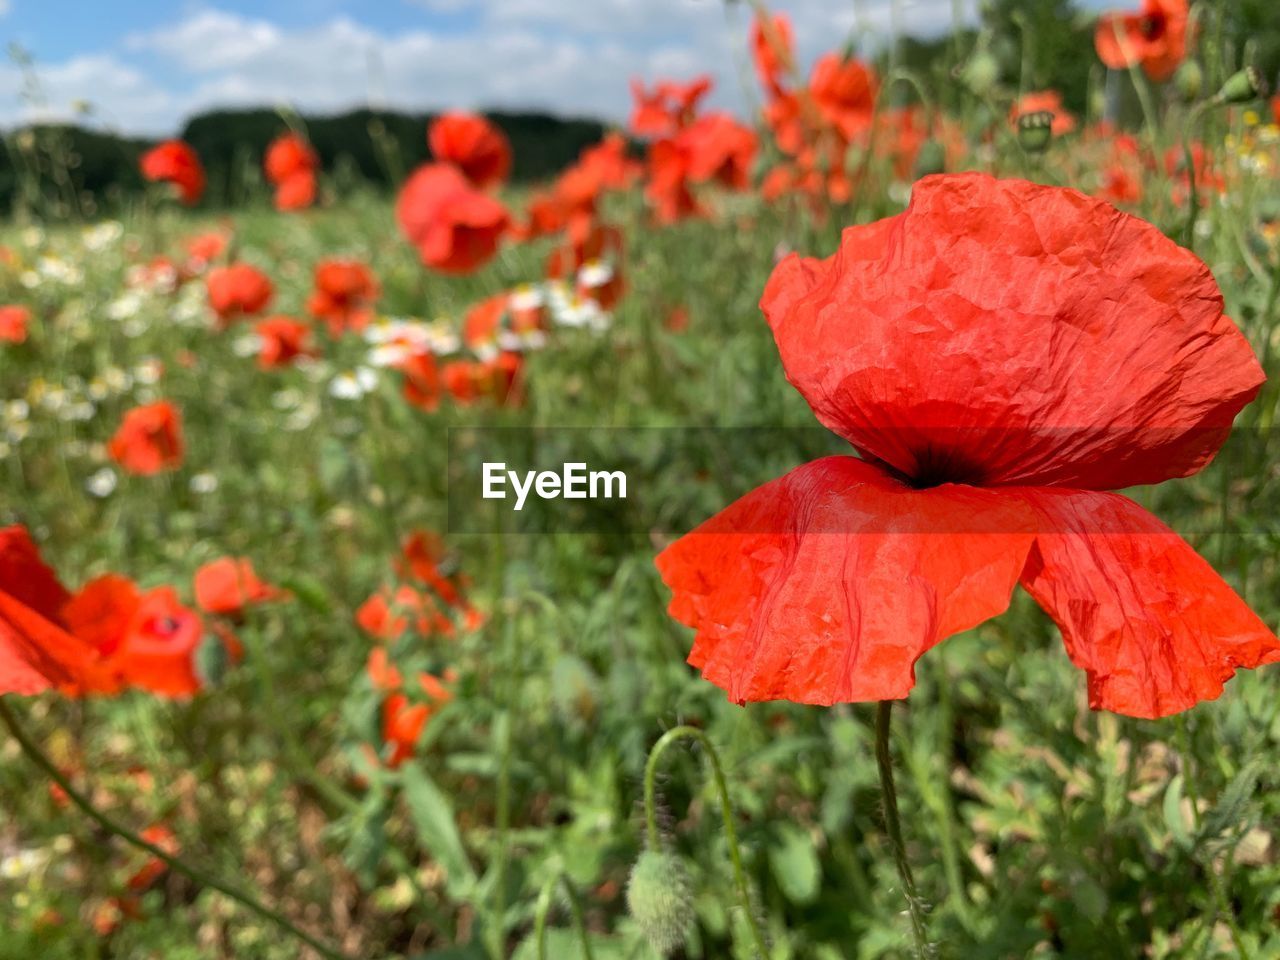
[1174,61,1203,103]
[956,52,999,96]
[913,139,947,179]
[1017,111,1055,153]
[626,849,694,957]
[1215,67,1265,105]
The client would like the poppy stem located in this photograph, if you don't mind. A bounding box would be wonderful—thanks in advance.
[534,868,595,960]
[643,725,769,958]
[875,700,931,959]
[0,696,349,960]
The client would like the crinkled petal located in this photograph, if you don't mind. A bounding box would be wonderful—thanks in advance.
[761,174,1264,490]
[656,456,1038,705]
[1018,489,1280,718]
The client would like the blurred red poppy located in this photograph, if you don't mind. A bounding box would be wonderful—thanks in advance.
[399,351,442,412]
[0,305,30,344]
[255,315,315,369]
[108,402,184,476]
[0,527,88,696]
[140,141,205,205]
[63,577,206,697]
[1095,0,1189,82]
[396,163,510,274]
[429,112,512,189]
[808,54,878,141]
[751,12,795,97]
[264,132,319,211]
[206,264,274,326]
[194,557,283,616]
[307,259,379,336]
[657,173,1277,719]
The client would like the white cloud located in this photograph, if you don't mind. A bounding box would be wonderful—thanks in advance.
[2,0,1113,137]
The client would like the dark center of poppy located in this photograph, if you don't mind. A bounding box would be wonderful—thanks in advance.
[1140,14,1166,41]
[904,444,988,489]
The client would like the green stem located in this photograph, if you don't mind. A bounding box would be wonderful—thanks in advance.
[643,725,769,958]
[875,701,930,959]
[0,696,348,960]
[534,870,595,960]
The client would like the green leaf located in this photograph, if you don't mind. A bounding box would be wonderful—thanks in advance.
[768,823,821,905]
[402,764,478,897]
[1201,759,1264,840]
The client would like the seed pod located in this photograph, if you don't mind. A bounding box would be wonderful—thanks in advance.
[1017,111,1055,154]
[1215,67,1266,105]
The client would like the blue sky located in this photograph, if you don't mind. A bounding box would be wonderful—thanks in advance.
[0,0,1114,135]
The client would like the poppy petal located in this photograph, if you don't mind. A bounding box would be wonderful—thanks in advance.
[656,456,1038,705]
[1018,489,1280,719]
[761,174,1264,491]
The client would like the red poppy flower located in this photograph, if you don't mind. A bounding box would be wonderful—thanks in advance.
[63,577,205,697]
[306,259,379,337]
[380,673,453,768]
[0,527,88,696]
[751,12,795,98]
[185,231,228,269]
[429,112,512,189]
[108,402,184,476]
[140,140,205,205]
[1011,90,1078,137]
[206,264,274,326]
[0,305,30,344]
[629,75,714,137]
[264,133,319,211]
[396,163,510,274]
[808,54,878,141]
[1095,0,1189,82]
[126,826,178,892]
[679,113,758,190]
[645,140,701,224]
[656,173,1277,719]
[194,557,283,616]
[254,315,315,369]
[399,351,442,412]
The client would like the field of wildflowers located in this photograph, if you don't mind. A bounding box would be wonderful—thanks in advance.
[4,1,1280,958]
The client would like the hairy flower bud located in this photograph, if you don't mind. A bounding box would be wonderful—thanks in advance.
[1174,61,1203,103]
[626,849,694,957]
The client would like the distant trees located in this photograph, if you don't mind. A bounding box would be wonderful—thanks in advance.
[0,108,610,217]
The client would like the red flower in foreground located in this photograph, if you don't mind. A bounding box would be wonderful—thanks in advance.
[194,557,283,617]
[0,305,30,343]
[140,140,205,205]
[264,133,319,211]
[429,112,512,189]
[1095,0,1189,82]
[396,163,510,274]
[206,263,274,326]
[307,259,379,336]
[108,402,184,476]
[657,173,1278,719]
[254,315,315,369]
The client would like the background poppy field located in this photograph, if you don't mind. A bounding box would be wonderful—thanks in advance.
[3,1,1280,958]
